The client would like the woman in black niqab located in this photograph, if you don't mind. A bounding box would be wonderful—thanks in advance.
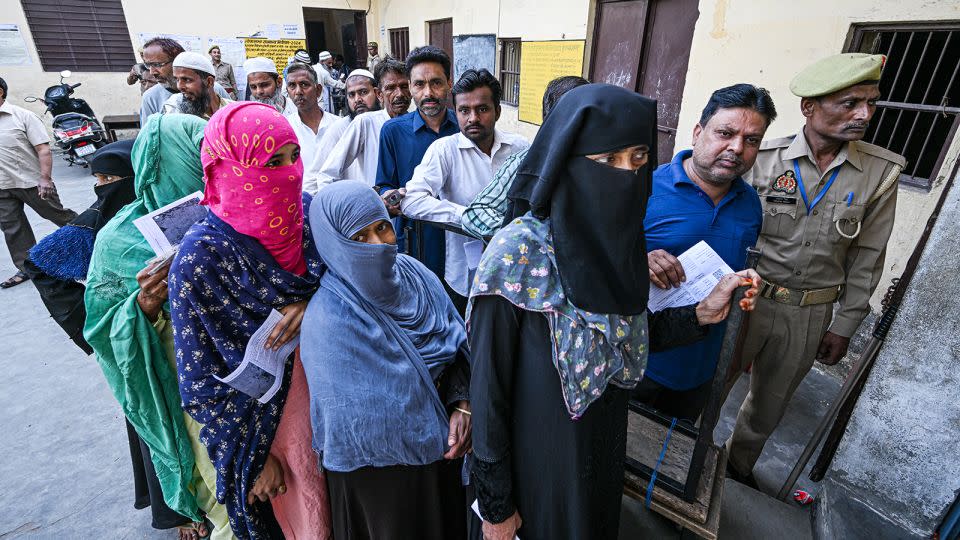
[468,84,750,540]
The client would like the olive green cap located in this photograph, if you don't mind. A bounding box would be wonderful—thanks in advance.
[789,53,885,98]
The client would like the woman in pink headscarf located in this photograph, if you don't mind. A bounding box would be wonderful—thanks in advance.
[169,102,331,539]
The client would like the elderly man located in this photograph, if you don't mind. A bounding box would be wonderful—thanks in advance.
[162,52,232,118]
[367,42,382,72]
[632,84,776,422]
[376,46,460,281]
[302,68,382,192]
[139,37,229,125]
[725,53,906,488]
[282,63,338,181]
[313,50,346,112]
[0,76,78,288]
[400,69,530,310]
[243,56,296,115]
[461,75,589,239]
[208,45,238,99]
[308,59,413,192]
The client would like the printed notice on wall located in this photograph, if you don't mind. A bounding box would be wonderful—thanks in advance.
[518,40,585,125]
[242,38,306,78]
[0,24,32,65]
[138,33,204,54]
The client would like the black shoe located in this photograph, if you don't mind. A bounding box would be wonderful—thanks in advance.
[726,462,760,490]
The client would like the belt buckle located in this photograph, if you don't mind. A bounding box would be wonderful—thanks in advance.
[773,286,794,304]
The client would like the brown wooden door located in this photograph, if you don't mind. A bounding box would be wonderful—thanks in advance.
[354,12,368,69]
[590,0,699,163]
[590,0,649,89]
[638,0,699,164]
[428,18,454,69]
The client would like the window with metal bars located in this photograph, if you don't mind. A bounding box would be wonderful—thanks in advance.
[500,39,521,106]
[390,27,410,62]
[848,22,960,190]
[20,0,136,72]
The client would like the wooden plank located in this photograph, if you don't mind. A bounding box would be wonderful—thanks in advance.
[625,411,696,485]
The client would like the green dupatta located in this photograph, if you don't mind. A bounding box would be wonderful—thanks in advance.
[83,114,207,520]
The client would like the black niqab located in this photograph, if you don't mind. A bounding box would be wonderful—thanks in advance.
[78,139,137,231]
[506,83,657,315]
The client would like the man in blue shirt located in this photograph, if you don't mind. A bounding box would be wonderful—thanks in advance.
[636,84,777,421]
[375,46,459,281]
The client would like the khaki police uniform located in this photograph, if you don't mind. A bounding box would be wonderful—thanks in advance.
[726,131,905,473]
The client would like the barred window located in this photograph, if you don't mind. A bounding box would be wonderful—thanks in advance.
[20,0,136,72]
[390,27,410,61]
[500,39,521,106]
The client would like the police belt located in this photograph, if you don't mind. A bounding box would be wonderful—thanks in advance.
[759,280,842,307]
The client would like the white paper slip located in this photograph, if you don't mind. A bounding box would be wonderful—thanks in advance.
[471,500,520,539]
[214,309,299,403]
[133,191,207,256]
[647,241,735,313]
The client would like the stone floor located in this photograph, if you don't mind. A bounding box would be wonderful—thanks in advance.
[1,157,844,539]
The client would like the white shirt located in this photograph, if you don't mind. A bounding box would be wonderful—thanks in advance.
[401,130,530,295]
[315,109,392,191]
[312,63,345,112]
[283,107,337,187]
[302,115,352,194]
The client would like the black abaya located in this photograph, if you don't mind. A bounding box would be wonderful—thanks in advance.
[469,296,707,540]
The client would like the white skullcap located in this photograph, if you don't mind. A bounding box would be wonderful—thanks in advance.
[347,69,375,82]
[173,51,215,77]
[243,56,278,75]
[318,51,332,61]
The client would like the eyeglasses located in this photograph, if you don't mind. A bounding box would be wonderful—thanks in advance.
[144,60,172,69]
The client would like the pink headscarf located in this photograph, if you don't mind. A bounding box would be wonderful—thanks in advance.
[201,102,307,275]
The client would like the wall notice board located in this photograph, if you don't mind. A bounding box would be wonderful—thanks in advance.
[243,38,306,75]
[518,40,585,125]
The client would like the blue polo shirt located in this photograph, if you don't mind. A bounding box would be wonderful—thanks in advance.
[376,109,460,279]
[644,150,762,390]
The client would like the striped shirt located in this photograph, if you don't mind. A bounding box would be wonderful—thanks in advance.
[459,148,528,239]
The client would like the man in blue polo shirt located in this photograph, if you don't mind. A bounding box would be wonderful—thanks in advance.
[375,45,459,281]
[636,84,777,421]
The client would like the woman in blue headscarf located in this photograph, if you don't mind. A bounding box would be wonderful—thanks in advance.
[301,180,472,539]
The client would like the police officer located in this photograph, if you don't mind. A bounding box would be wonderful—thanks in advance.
[725,53,906,486]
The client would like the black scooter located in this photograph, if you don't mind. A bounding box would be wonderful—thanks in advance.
[24,70,107,167]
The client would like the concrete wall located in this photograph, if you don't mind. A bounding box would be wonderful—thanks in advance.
[0,0,374,121]
[815,167,960,538]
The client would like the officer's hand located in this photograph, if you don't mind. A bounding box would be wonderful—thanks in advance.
[816,331,850,366]
[648,249,685,289]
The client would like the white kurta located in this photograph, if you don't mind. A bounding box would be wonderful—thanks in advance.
[314,109,392,191]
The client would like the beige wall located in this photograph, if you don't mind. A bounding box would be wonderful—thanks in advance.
[0,0,377,121]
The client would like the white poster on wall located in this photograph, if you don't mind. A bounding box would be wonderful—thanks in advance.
[207,37,247,97]
[282,24,303,39]
[0,24,32,65]
[138,33,204,54]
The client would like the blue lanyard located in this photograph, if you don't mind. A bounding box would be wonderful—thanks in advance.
[794,159,840,215]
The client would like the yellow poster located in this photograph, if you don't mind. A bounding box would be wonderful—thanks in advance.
[518,40,586,125]
[242,38,306,76]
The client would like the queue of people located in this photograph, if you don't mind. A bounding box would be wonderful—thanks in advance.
[0,29,905,540]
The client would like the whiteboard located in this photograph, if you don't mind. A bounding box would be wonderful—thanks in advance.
[452,34,496,83]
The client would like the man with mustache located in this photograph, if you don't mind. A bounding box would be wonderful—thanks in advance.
[375,46,461,282]
[634,84,775,422]
[308,60,413,192]
[243,56,297,115]
[300,69,379,193]
[725,53,906,489]
[161,52,232,119]
[282,62,338,177]
[399,68,529,312]
[138,37,229,126]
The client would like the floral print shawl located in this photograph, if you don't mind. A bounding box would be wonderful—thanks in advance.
[168,196,322,539]
[466,215,648,418]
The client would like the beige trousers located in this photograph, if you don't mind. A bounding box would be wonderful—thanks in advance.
[725,295,833,474]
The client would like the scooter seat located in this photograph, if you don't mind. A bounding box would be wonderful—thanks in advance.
[53,112,94,128]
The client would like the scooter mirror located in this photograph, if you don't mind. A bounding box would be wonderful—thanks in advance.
[24,96,38,103]
[60,70,72,79]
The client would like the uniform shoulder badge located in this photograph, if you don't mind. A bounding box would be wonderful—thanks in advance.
[772,170,798,194]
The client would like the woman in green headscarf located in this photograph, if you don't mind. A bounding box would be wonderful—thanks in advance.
[84,114,235,540]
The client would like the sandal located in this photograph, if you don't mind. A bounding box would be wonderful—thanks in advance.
[0,271,29,289]
[175,520,209,540]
